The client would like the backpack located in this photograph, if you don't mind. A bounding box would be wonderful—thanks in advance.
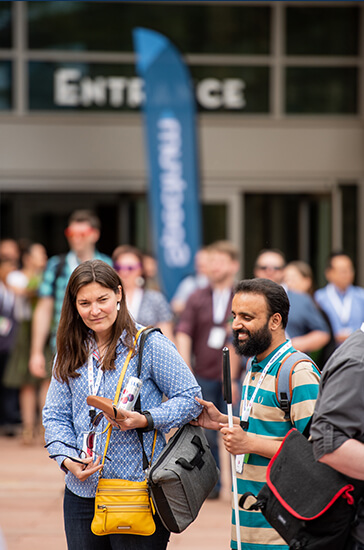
[50,253,67,298]
[246,350,321,420]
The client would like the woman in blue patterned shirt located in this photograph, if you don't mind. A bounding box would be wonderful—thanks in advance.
[43,259,202,550]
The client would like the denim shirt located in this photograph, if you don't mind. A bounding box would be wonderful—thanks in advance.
[43,328,203,498]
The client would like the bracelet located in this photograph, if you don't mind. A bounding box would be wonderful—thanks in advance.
[140,410,154,432]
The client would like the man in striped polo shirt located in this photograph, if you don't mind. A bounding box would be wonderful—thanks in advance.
[195,278,320,550]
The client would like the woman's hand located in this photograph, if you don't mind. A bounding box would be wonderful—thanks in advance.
[190,397,227,431]
[63,456,103,481]
[103,410,148,432]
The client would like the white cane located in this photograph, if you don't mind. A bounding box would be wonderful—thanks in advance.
[223,347,242,550]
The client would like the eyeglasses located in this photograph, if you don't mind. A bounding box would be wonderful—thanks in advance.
[46,445,111,465]
[64,227,94,239]
[45,416,111,464]
[255,265,284,271]
[113,262,142,272]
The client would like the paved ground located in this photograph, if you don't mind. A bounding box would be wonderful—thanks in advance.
[0,434,233,550]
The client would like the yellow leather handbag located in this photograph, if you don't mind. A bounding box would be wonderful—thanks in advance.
[91,328,156,537]
[91,477,156,536]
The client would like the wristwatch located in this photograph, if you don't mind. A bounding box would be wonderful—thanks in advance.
[140,410,154,432]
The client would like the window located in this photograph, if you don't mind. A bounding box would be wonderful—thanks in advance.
[286,6,359,56]
[341,184,358,269]
[202,204,227,244]
[286,67,357,115]
[0,62,12,109]
[0,2,12,49]
[28,2,271,55]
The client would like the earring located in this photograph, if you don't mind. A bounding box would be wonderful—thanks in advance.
[116,302,120,311]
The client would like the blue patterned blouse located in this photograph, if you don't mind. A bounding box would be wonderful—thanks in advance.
[43,328,203,498]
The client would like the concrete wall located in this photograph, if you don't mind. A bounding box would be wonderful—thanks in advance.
[0,115,363,191]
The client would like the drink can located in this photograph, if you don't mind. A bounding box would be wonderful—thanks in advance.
[117,376,142,411]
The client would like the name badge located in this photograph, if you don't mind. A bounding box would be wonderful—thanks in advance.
[236,453,249,474]
[207,326,226,349]
[236,454,244,474]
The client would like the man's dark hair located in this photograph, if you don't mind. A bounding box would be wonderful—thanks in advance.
[234,278,290,329]
[68,209,101,230]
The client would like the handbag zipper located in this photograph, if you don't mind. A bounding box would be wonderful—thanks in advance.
[97,488,149,494]
[97,504,151,510]
[149,425,184,477]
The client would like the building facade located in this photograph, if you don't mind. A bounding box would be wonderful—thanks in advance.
[0,1,363,286]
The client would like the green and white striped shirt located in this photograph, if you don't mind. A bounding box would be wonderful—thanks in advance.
[231,341,320,550]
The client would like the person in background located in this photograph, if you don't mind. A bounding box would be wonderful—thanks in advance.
[142,252,160,291]
[29,210,111,382]
[284,260,314,295]
[43,259,202,550]
[4,242,48,444]
[0,256,20,435]
[0,239,20,265]
[175,240,240,499]
[170,246,210,320]
[284,259,336,368]
[254,249,330,356]
[193,278,320,550]
[112,245,174,343]
[314,252,364,348]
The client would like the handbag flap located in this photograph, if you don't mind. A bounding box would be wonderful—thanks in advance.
[266,428,355,520]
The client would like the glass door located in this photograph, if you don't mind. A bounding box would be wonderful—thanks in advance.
[244,192,332,289]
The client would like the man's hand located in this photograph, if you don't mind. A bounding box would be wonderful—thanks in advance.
[220,425,282,459]
[190,397,227,431]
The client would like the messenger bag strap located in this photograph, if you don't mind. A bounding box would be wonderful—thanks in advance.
[100,327,145,470]
[134,327,161,471]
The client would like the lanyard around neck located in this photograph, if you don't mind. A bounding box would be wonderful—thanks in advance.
[88,351,104,399]
[326,284,352,325]
[242,340,292,424]
[212,289,230,324]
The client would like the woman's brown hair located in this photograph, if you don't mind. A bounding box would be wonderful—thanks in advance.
[53,259,137,383]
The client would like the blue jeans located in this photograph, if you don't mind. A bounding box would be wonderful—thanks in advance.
[63,486,170,550]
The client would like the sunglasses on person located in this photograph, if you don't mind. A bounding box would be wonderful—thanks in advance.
[255,265,284,271]
[64,227,94,239]
[113,262,142,272]
[46,441,111,467]
[86,411,104,457]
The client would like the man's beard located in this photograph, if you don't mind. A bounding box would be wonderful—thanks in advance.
[232,321,272,358]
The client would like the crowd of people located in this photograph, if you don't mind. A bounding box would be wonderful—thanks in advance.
[2,208,364,549]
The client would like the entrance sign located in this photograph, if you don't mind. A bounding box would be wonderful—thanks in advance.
[133,27,202,301]
[54,67,246,110]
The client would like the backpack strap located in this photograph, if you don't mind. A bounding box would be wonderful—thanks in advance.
[276,351,320,420]
[246,356,253,373]
[51,253,67,298]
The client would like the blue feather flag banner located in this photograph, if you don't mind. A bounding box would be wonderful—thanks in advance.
[133,27,202,302]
